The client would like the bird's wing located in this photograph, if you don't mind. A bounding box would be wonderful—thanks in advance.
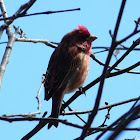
[44,46,83,101]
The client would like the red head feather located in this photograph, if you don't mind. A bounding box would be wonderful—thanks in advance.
[77,25,90,36]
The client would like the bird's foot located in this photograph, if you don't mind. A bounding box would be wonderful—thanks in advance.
[60,104,65,114]
[79,87,86,96]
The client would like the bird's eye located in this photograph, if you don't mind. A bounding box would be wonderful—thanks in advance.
[83,34,89,40]
[77,46,85,52]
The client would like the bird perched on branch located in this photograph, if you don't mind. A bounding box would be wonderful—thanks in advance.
[44,25,97,129]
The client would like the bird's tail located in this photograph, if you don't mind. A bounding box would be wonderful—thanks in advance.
[48,117,58,129]
[48,92,65,129]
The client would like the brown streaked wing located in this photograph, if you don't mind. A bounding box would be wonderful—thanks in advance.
[44,45,84,101]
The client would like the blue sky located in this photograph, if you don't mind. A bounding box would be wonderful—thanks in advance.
[0,0,140,140]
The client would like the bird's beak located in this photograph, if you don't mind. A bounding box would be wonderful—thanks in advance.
[87,35,98,42]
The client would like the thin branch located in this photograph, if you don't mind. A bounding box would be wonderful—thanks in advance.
[0,116,84,130]
[109,61,140,77]
[0,0,36,39]
[2,114,35,118]
[96,104,140,139]
[0,0,36,89]
[91,53,140,74]
[118,19,140,44]
[0,11,6,17]
[93,49,109,54]
[75,127,140,140]
[0,115,139,133]
[62,100,87,124]
[0,41,8,44]
[108,37,140,73]
[118,29,140,44]
[20,0,36,16]
[0,28,17,89]
[61,97,140,115]
[2,76,46,117]
[21,90,84,139]
[21,117,84,140]
[7,96,139,139]
[15,37,57,48]
[0,8,80,21]
[106,105,140,140]
[30,77,45,116]
[80,1,127,139]
[0,0,12,37]
[99,104,111,127]
[62,90,83,110]
[93,46,140,51]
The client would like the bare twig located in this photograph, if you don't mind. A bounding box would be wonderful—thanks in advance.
[30,77,45,116]
[0,116,84,130]
[99,105,111,127]
[2,114,35,118]
[2,76,46,117]
[15,37,57,48]
[0,0,36,39]
[0,11,5,17]
[108,37,140,73]
[19,28,26,38]
[91,53,140,74]
[61,97,140,115]
[80,1,127,139]
[0,115,139,133]
[94,49,109,54]
[109,61,140,77]
[6,96,139,139]
[0,0,12,37]
[0,0,36,89]
[118,18,140,44]
[62,100,87,124]
[105,105,140,140]
[0,8,80,21]
[0,32,16,89]
[93,46,140,51]
[96,104,140,140]
[75,127,140,140]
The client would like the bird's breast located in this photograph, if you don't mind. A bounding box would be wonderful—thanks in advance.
[64,54,90,94]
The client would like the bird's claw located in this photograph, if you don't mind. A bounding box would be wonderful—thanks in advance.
[79,87,86,96]
[60,104,65,113]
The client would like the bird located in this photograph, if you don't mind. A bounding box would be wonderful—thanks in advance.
[44,25,97,129]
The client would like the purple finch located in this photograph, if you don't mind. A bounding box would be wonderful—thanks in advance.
[44,25,97,129]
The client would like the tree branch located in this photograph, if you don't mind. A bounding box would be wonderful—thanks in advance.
[15,37,57,48]
[96,102,140,139]
[0,8,80,21]
[0,0,36,39]
[108,37,140,73]
[118,18,140,44]
[80,0,127,139]
[109,61,140,77]
[91,53,140,74]
[0,0,36,89]
[0,28,17,89]
[61,97,140,115]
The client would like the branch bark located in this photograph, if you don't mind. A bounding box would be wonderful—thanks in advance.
[80,0,127,139]
[0,0,36,89]
[0,0,36,39]
[61,97,140,115]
